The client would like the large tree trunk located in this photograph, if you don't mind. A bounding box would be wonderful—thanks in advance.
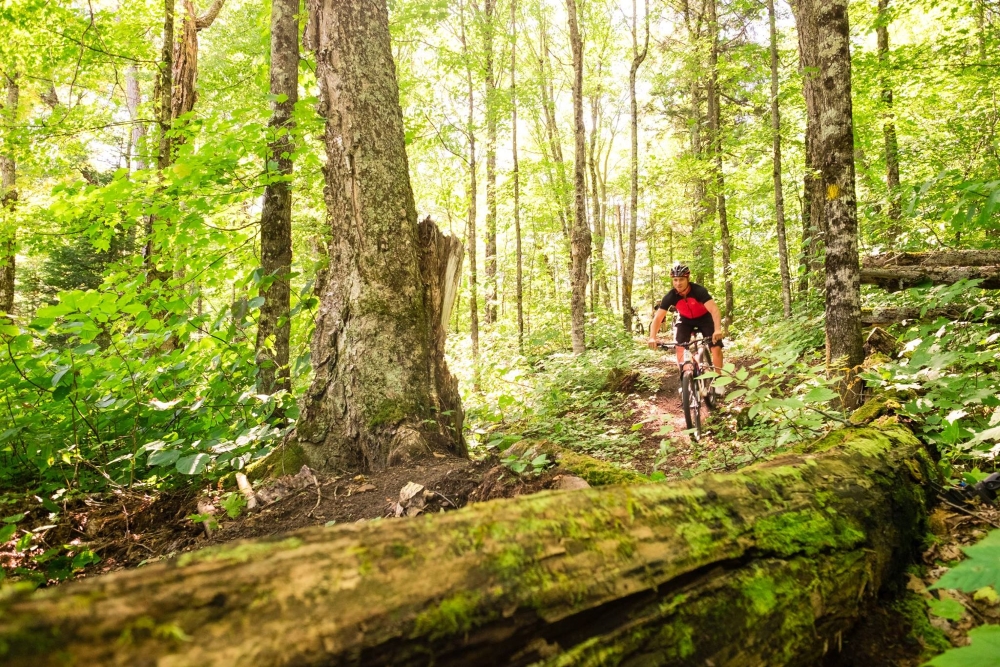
[566,0,591,353]
[0,425,930,666]
[293,0,465,471]
[0,75,17,318]
[812,0,864,409]
[768,0,793,318]
[624,0,648,332]
[511,0,524,350]
[483,0,498,325]
[707,0,733,325]
[254,0,298,396]
[877,0,902,240]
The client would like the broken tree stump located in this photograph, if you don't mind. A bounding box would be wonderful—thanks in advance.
[0,425,930,667]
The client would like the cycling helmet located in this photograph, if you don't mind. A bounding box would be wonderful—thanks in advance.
[670,263,691,278]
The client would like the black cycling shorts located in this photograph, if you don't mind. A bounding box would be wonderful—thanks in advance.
[675,313,723,348]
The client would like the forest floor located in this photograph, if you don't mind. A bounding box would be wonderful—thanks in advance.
[3,353,998,666]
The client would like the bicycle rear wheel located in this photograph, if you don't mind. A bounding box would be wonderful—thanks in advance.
[681,372,702,441]
[699,347,716,410]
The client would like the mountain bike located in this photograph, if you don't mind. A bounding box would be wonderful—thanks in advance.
[657,336,716,441]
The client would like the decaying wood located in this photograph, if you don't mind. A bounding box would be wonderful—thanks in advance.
[861,265,1000,291]
[1,425,930,666]
[864,326,898,358]
[863,250,1000,268]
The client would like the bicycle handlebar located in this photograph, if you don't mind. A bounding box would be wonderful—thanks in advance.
[655,335,708,350]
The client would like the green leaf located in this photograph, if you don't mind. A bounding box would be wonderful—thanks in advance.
[3,513,25,524]
[926,624,1000,666]
[932,530,1000,592]
[804,387,839,403]
[927,597,965,621]
[176,453,210,475]
[0,524,16,542]
[247,296,266,310]
[147,449,181,467]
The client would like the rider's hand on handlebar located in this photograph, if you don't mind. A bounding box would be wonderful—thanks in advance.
[648,337,658,350]
[712,332,723,344]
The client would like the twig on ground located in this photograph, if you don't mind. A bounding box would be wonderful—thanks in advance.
[936,495,1000,529]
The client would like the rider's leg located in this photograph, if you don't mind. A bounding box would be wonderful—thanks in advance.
[712,345,723,372]
[675,319,693,368]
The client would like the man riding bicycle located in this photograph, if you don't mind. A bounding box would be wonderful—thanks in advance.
[647,264,725,386]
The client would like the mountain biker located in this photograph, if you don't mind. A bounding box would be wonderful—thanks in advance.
[647,263,725,384]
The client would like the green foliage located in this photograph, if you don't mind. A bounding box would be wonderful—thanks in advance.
[860,282,1000,470]
[931,530,1000,595]
[501,452,549,476]
[925,625,1000,667]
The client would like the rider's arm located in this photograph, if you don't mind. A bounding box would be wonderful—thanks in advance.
[704,299,724,340]
[648,308,669,348]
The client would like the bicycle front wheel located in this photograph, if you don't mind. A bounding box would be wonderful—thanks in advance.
[681,372,702,441]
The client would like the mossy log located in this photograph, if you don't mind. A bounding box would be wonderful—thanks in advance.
[860,306,977,326]
[861,265,1000,291]
[863,250,1000,268]
[506,440,649,487]
[0,426,930,667]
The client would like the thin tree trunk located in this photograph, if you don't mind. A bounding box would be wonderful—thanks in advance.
[566,0,590,353]
[768,0,793,317]
[792,0,825,286]
[877,0,901,241]
[0,75,17,318]
[145,0,175,280]
[810,0,864,409]
[124,66,147,172]
[254,0,298,396]
[460,1,480,384]
[799,130,811,293]
[587,95,606,311]
[511,0,523,351]
[295,0,466,470]
[538,18,571,242]
[707,0,733,325]
[483,0,498,325]
[624,0,648,331]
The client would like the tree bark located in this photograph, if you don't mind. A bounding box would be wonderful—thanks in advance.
[769,0,793,318]
[812,0,864,409]
[482,0,498,325]
[125,66,147,172]
[707,0,734,326]
[294,0,465,471]
[460,0,480,384]
[877,0,901,239]
[171,0,226,120]
[566,0,591,354]
[144,0,175,281]
[791,0,825,288]
[511,0,523,350]
[0,425,930,666]
[624,0,648,332]
[254,0,298,396]
[0,75,17,318]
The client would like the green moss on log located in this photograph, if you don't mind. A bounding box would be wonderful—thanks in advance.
[507,440,648,486]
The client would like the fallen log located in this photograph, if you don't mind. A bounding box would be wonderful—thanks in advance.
[860,305,975,325]
[863,249,1000,268]
[860,265,1000,291]
[0,425,930,667]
